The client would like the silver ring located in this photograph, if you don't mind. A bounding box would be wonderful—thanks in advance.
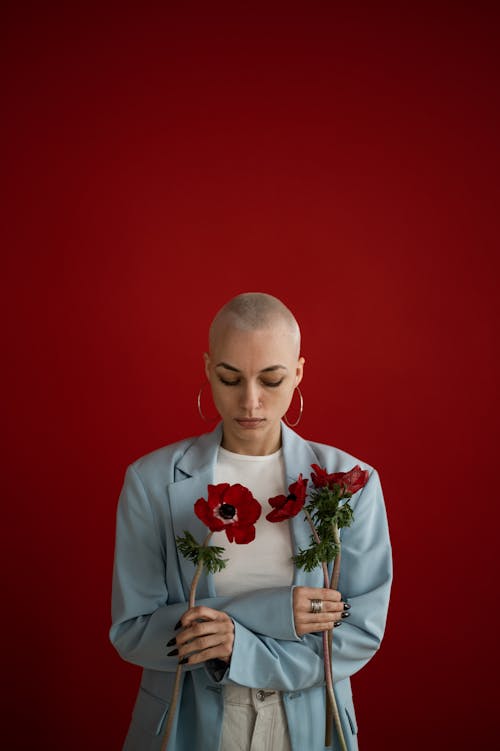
[310,599,323,614]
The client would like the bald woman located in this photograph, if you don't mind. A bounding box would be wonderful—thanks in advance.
[110,293,392,751]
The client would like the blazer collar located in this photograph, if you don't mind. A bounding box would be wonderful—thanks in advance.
[174,421,317,480]
[167,422,323,598]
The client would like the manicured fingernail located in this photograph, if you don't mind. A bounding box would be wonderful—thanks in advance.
[166,637,176,647]
[179,657,188,665]
[174,620,182,630]
[343,603,351,611]
[334,621,343,627]
[167,648,178,657]
[341,611,350,619]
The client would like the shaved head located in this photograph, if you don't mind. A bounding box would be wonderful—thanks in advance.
[209,292,301,357]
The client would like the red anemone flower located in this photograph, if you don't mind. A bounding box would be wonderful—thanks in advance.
[266,475,308,523]
[194,483,262,544]
[311,463,369,495]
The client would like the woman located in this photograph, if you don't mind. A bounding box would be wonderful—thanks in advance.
[110,292,392,751]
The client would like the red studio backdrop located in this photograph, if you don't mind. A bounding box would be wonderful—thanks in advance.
[2,4,499,750]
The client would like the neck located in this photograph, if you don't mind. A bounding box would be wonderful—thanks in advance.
[221,423,282,456]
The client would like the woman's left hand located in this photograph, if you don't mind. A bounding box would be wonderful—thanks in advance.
[173,606,235,665]
[292,586,345,636]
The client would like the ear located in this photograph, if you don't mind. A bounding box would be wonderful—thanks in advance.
[203,352,210,380]
[295,356,305,386]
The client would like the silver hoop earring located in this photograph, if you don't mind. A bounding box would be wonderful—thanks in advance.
[197,382,218,422]
[284,386,303,428]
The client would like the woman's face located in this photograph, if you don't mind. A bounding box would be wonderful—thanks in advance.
[204,323,304,455]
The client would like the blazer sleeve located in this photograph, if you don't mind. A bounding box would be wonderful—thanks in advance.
[330,466,392,682]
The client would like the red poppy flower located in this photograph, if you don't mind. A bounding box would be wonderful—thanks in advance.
[310,464,331,488]
[266,475,308,523]
[194,483,262,544]
[311,463,369,495]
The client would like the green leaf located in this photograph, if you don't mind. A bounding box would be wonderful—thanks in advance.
[176,531,202,565]
[176,531,228,573]
[197,544,228,574]
[293,538,340,572]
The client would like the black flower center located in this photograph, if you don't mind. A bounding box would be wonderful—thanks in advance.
[219,503,236,520]
[287,493,296,501]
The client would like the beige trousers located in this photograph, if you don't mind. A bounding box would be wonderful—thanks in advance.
[219,685,292,751]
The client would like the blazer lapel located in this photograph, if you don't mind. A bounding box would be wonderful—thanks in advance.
[281,422,324,587]
[167,424,223,600]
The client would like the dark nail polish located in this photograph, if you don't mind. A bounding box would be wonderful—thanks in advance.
[174,620,182,630]
[341,611,350,619]
[343,603,351,611]
[179,657,188,665]
[166,637,176,647]
[167,648,179,657]
[334,621,343,627]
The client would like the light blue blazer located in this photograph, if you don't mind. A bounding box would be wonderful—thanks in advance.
[110,422,392,751]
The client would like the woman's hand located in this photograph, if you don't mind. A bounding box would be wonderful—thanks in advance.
[171,606,234,666]
[293,586,348,636]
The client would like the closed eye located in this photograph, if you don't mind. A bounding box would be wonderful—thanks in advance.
[218,377,284,388]
[219,377,240,386]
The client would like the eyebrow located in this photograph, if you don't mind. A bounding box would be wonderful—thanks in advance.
[215,362,288,373]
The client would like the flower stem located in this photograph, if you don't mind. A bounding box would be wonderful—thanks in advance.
[189,532,213,607]
[326,522,348,751]
[303,509,329,587]
[330,523,341,591]
[303,509,338,747]
[324,650,348,751]
[161,533,213,751]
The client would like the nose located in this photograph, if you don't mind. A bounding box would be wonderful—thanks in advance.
[240,381,262,413]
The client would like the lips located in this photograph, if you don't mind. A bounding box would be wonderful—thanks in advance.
[235,418,265,428]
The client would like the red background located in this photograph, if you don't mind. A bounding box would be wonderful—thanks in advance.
[2,3,499,749]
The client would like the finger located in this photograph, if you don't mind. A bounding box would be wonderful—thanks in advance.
[294,610,342,626]
[301,600,345,614]
[182,642,233,666]
[295,621,335,637]
[295,587,342,602]
[293,592,346,618]
[177,619,234,647]
[180,606,231,628]
[293,598,345,619]
[178,632,233,660]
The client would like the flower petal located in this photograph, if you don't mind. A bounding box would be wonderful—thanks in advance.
[194,498,226,531]
[268,493,287,510]
[207,483,230,509]
[310,464,329,488]
[230,524,256,544]
[227,484,262,524]
[266,508,288,522]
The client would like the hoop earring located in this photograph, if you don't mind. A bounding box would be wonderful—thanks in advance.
[197,382,218,422]
[284,386,303,428]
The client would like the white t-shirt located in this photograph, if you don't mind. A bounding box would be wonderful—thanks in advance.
[212,446,295,596]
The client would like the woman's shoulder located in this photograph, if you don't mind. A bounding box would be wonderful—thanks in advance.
[123,423,222,481]
[302,435,376,474]
[124,431,208,485]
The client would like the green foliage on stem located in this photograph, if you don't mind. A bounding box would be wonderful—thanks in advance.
[307,487,354,531]
[176,531,228,574]
[294,487,355,573]
[293,538,340,572]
